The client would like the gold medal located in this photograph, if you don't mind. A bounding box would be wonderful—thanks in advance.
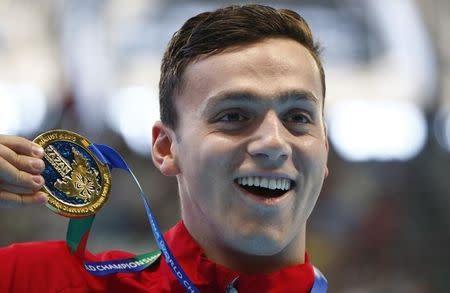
[33,129,111,217]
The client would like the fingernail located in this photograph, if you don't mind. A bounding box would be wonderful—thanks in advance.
[32,144,44,157]
[33,175,44,185]
[31,159,45,171]
[37,193,48,204]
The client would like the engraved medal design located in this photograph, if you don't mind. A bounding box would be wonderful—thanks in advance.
[33,130,111,217]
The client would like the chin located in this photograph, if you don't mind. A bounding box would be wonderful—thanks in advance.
[227,230,289,256]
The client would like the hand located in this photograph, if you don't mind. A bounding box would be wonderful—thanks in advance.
[0,135,47,207]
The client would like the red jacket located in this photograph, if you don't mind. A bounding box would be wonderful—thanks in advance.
[0,221,316,292]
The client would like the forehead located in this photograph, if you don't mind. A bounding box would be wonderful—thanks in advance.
[176,38,323,114]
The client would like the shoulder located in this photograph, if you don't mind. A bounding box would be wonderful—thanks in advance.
[0,240,90,292]
[0,240,72,265]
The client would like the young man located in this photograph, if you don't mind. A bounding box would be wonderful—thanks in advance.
[0,4,329,292]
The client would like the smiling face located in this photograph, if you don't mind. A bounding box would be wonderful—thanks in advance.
[153,37,328,267]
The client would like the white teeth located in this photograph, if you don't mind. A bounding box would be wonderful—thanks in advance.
[260,178,268,188]
[269,179,277,190]
[284,179,291,190]
[236,176,292,191]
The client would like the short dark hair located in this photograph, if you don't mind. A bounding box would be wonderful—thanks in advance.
[159,4,325,129]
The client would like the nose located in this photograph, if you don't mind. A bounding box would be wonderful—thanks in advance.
[247,111,291,165]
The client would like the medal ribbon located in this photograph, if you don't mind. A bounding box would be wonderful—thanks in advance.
[310,267,328,293]
[66,143,199,293]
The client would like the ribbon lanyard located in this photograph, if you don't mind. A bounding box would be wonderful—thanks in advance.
[66,143,200,293]
[310,267,328,293]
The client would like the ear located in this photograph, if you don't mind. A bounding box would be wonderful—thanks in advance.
[151,121,180,176]
[323,122,329,178]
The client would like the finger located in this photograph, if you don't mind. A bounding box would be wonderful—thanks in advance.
[0,135,44,158]
[0,181,37,194]
[0,156,44,190]
[0,190,48,208]
[0,144,45,174]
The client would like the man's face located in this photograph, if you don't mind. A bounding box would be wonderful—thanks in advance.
[171,38,328,257]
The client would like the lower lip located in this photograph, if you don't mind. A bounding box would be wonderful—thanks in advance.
[234,183,292,206]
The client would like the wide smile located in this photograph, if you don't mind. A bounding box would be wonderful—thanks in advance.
[233,175,296,204]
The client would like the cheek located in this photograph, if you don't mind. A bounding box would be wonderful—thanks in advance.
[292,139,328,217]
[198,134,245,172]
[292,138,328,173]
[188,135,245,215]
[177,133,244,201]
[200,136,246,205]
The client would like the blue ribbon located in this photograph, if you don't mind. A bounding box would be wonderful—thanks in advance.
[86,144,200,292]
[310,266,328,293]
[83,250,162,276]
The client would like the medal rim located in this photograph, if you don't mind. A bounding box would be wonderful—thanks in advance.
[33,129,111,218]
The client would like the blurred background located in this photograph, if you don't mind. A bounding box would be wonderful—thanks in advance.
[0,0,449,292]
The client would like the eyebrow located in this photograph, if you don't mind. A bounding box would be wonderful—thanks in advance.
[278,90,319,105]
[201,89,319,112]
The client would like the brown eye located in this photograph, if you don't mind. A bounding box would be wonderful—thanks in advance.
[284,112,311,124]
[218,112,247,122]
